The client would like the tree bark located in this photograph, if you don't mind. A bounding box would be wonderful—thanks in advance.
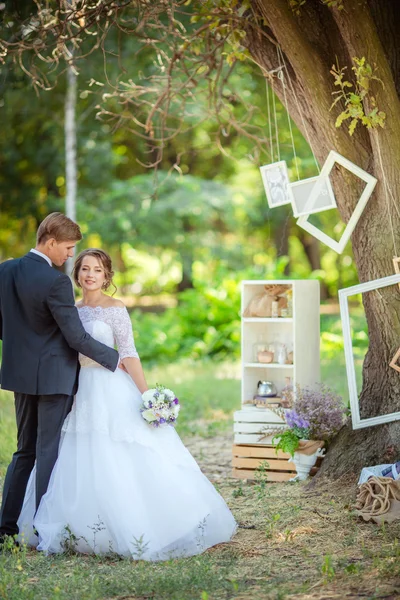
[177,250,194,292]
[177,218,195,292]
[245,0,400,477]
[65,61,78,277]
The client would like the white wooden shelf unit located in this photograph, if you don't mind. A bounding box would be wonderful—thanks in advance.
[234,279,320,446]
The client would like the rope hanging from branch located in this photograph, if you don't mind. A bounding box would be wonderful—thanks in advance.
[277,45,320,175]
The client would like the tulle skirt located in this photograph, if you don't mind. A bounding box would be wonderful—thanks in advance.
[17,367,237,559]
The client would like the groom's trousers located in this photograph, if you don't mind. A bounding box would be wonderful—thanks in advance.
[0,393,73,537]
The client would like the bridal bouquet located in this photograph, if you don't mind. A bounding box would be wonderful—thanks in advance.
[140,385,180,427]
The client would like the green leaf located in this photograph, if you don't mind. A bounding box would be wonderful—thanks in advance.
[335,111,349,128]
[349,118,358,136]
[349,93,361,104]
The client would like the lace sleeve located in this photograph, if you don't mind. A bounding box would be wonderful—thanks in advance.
[112,307,140,360]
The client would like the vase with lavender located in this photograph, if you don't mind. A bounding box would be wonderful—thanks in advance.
[273,383,346,480]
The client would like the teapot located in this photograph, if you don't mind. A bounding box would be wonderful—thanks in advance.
[256,380,278,397]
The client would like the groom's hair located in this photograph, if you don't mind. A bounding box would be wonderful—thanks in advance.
[37,212,83,245]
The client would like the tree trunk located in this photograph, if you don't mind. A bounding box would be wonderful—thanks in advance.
[65,61,78,277]
[245,0,400,477]
[177,217,195,292]
[177,249,194,292]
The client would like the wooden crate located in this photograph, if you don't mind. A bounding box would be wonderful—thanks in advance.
[232,444,297,481]
[233,407,286,446]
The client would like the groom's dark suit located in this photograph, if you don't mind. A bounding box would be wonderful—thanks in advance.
[0,251,119,538]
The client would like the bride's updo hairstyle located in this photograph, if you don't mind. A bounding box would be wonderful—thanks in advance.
[73,248,117,295]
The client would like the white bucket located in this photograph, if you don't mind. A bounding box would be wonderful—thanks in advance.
[291,448,325,481]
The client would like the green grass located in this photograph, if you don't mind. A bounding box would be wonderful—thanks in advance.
[1,478,400,600]
[0,390,15,479]
[0,546,240,600]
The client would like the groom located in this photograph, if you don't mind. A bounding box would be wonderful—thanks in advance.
[0,212,119,545]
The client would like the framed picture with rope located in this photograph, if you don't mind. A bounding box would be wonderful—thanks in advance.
[339,273,400,430]
[259,160,294,209]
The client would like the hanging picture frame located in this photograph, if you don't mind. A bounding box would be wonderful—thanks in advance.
[297,151,377,254]
[339,273,400,430]
[290,175,336,218]
[260,161,294,208]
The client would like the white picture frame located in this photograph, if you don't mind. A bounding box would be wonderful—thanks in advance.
[339,273,400,429]
[290,175,336,218]
[296,151,377,254]
[260,161,294,208]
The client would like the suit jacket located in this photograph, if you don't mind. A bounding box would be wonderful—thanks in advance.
[0,252,119,395]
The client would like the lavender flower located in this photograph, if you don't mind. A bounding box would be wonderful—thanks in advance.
[293,383,346,440]
[285,410,310,430]
[284,409,310,440]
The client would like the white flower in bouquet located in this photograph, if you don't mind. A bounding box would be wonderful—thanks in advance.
[172,403,180,417]
[163,388,175,400]
[158,407,168,420]
[142,389,154,408]
[141,409,158,423]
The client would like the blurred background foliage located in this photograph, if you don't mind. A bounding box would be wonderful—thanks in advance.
[0,23,360,367]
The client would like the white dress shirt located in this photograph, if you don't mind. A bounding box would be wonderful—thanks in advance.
[30,248,52,267]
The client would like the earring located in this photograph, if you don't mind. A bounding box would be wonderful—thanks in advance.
[102,282,108,290]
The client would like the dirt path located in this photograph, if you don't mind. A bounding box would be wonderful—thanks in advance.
[183,433,400,600]
[183,432,233,481]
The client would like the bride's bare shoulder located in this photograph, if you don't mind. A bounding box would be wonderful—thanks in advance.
[103,297,125,309]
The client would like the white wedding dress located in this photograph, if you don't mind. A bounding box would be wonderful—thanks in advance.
[17,306,237,559]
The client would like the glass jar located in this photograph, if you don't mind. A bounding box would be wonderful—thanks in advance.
[276,343,287,365]
[253,335,266,362]
[257,346,274,364]
[271,300,279,318]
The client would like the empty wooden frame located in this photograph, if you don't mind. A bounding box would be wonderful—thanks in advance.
[339,273,400,429]
[297,151,377,254]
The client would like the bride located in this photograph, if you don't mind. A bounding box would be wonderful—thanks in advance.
[18,248,236,559]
